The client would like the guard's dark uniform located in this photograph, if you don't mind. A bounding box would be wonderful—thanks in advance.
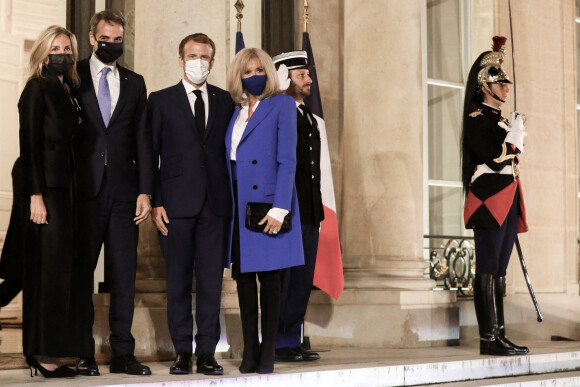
[463,103,527,237]
[461,36,530,357]
[276,103,324,349]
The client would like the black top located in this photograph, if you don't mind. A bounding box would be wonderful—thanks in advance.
[295,105,324,225]
[463,103,520,229]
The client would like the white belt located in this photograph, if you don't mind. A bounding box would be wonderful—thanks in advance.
[470,163,514,183]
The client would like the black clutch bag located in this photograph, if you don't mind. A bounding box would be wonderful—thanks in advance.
[245,202,291,233]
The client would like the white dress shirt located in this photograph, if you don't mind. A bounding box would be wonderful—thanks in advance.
[230,100,259,161]
[230,100,288,223]
[89,54,120,117]
[181,79,209,127]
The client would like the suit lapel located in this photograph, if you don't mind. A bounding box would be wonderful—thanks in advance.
[175,82,197,134]
[78,58,106,129]
[204,84,218,141]
[109,65,128,126]
[240,97,273,143]
[226,106,241,156]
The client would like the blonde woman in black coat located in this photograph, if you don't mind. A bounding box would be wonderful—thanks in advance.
[0,25,92,378]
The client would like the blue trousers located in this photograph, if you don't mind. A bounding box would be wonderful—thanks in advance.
[474,191,519,276]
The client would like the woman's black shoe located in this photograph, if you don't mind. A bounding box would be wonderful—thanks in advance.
[239,343,259,373]
[26,356,76,378]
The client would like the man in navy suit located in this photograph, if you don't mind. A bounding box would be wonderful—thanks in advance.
[148,33,234,376]
[76,9,153,376]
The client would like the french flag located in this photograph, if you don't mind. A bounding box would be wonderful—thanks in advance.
[302,32,344,300]
[235,31,245,53]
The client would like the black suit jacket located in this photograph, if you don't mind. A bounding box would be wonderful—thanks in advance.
[295,107,324,225]
[76,57,153,201]
[148,81,234,218]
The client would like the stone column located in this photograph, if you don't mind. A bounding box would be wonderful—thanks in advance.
[305,0,458,348]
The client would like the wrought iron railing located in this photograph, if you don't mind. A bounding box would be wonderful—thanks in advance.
[424,235,476,296]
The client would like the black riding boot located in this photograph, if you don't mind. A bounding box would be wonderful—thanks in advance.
[257,270,281,374]
[494,276,529,354]
[236,273,260,373]
[473,273,518,356]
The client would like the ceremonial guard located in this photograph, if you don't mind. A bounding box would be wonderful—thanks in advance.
[272,51,323,362]
[461,36,529,356]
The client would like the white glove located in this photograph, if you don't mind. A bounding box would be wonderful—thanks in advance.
[276,64,291,91]
[499,112,528,153]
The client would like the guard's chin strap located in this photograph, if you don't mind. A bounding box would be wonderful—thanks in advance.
[491,92,506,103]
[483,83,506,103]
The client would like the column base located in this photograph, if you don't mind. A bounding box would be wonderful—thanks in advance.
[305,288,459,348]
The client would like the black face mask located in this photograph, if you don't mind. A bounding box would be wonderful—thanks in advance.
[47,54,74,75]
[95,41,124,63]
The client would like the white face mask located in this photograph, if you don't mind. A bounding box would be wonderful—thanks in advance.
[184,59,210,85]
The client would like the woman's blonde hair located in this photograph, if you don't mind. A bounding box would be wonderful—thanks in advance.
[227,48,279,105]
[28,25,80,86]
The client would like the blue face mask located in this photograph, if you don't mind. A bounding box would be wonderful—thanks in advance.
[242,75,267,96]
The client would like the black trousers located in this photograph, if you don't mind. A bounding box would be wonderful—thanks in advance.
[276,222,319,348]
[81,169,139,356]
[159,198,228,356]
[231,175,281,368]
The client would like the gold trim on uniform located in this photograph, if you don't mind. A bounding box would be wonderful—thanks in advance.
[469,109,483,118]
[493,143,517,163]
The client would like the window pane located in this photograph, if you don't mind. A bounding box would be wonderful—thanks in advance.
[429,186,467,236]
[427,0,462,83]
[428,85,462,181]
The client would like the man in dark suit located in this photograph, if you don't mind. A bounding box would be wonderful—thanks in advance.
[272,51,324,362]
[76,9,153,376]
[148,33,233,376]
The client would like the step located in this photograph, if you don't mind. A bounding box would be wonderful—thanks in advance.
[1,341,580,386]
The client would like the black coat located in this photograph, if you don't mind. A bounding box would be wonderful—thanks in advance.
[295,107,324,225]
[0,69,93,357]
[148,82,234,218]
[0,70,82,280]
[76,57,153,200]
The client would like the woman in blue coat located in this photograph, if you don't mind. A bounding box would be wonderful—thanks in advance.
[226,48,304,374]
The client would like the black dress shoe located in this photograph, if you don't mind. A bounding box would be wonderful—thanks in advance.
[110,354,152,375]
[293,346,320,361]
[275,347,303,362]
[76,357,100,376]
[170,353,192,375]
[196,353,223,375]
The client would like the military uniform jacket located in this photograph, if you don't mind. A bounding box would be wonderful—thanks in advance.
[463,103,528,232]
[295,106,324,225]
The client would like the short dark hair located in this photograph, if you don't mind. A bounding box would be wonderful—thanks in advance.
[179,33,216,59]
[90,9,126,37]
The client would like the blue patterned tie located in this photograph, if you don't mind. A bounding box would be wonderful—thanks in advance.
[97,66,111,127]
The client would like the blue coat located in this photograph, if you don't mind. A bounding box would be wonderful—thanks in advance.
[226,93,305,273]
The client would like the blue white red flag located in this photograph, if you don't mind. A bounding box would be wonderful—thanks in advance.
[302,32,344,300]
